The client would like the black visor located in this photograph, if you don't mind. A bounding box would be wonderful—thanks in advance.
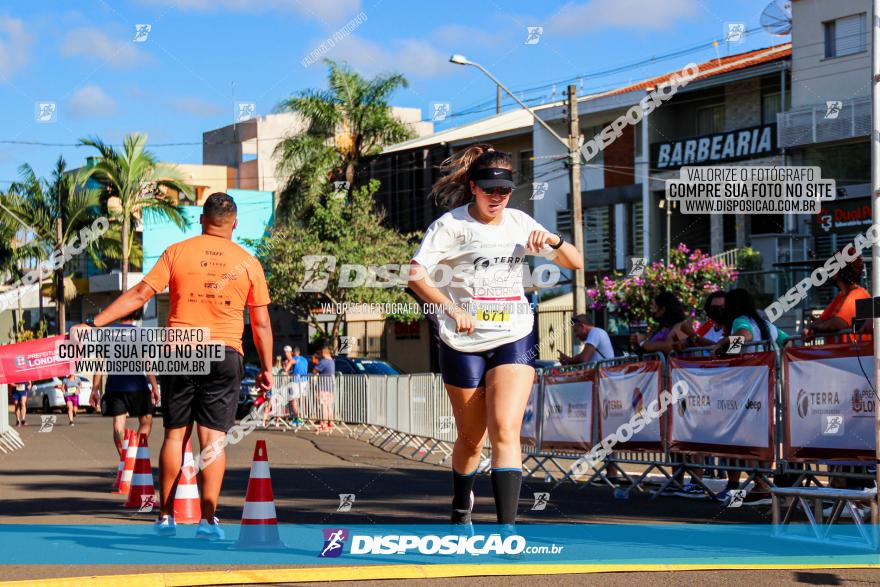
[471,167,515,190]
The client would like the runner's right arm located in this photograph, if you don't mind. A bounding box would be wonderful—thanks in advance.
[408,261,474,335]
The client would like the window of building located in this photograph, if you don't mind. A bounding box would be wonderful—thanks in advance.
[518,150,533,185]
[762,92,780,126]
[824,13,867,58]
[696,104,725,135]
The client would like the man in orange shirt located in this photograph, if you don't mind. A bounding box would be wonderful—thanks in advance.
[805,251,868,344]
[75,193,273,539]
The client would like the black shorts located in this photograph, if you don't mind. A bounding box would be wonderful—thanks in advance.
[103,390,152,417]
[439,332,536,388]
[160,347,243,432]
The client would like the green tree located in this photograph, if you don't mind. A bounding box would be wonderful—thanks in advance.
[274,59,412,221]
[77,133,193,291]
[255,180,419,348]
[2,157,104,329]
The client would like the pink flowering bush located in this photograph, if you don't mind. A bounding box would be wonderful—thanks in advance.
[586,243,737,328]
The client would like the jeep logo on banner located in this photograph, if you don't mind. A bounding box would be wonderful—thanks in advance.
[652,124,778,170]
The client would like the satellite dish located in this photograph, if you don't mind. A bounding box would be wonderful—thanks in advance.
[761,0,792,36]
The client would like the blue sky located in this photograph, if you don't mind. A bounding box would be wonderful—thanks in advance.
[0,0,786,185]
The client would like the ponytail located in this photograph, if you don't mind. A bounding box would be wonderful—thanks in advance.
[431,143,512,210]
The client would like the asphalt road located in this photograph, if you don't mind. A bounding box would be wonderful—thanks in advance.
[1,412,876,586]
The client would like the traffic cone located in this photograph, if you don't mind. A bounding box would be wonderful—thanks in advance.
[117,430,140,495]
[112,429,132,492]
[173,439,201,524]
[234,440,285,549]
[124,433,156,509]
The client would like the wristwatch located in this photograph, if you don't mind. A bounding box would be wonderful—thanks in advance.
[549,232,564,250]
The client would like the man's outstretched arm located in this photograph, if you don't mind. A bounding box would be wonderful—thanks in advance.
[92,283,156,327]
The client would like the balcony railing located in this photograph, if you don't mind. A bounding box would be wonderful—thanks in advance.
[777,96,871,148]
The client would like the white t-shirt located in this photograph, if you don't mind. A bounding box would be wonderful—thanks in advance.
[412,205,557,352]
[583,327,615,360]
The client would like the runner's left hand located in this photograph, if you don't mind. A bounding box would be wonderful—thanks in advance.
[526,230,560,253]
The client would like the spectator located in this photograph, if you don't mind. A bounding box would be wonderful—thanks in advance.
[12,381,30,427]
[559,314,616,365]
[313,344,335,433]
[693,291,726,345]
[284,345,308,427]
[714,288,790,505]
[629,291,692,355]
[805,249,868,344]
[715,288,791,353]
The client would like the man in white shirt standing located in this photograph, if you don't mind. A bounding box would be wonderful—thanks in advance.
[559,314,616,365]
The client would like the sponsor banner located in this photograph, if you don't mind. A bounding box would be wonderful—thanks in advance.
[0,524,877,565]
[783,343,876,460]
[0,336,72,385]
[597,360,663,450]
[542,370,595,451]
[668,353,774,460]
[520,378,539,446]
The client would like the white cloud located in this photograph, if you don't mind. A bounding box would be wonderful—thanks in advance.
[60,27,151,69]
[138,0,361,23]
[547,0,698,33]
[0,16,33,79]
[69,86,118,119]
[170,96,224,117]
[329,36,452,79]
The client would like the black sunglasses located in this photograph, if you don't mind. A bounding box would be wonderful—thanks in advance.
[481,187,513,196]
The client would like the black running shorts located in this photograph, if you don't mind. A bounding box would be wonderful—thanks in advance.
[103,390,152,418]
[160,347,244,432]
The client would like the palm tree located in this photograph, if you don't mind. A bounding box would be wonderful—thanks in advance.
[2,157,103,331]
[78,133,194,291]
[274,59,412,220]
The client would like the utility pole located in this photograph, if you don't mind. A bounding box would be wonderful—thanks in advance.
[55,209,64,335]
[496,86,502,114]
[870,0,880,526]
[566,84,586,316]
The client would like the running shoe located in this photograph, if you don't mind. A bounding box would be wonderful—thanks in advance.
[195,517,225,540]
[822,504,870,520]
[673,483,707,499]
[451,491,475,525]
[153,515,177,537]
[742,491,772,506]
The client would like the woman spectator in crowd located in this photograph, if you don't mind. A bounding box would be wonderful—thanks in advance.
[715,288,791,353]
[804,250,868,344]
[630,291,705,496]
[692,290,726,345]
[714,288,791,505]
[629,291,692,355]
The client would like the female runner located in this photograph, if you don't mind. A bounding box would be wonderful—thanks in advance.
[409,144,583,526]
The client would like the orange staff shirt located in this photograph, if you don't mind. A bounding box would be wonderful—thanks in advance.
[142,234,271,355]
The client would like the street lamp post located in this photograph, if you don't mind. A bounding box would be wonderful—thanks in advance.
[450,55,587,316]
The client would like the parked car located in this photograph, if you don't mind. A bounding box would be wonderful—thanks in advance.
[27,375,93,413]
[334,356,403,375]
[237,364,261,419]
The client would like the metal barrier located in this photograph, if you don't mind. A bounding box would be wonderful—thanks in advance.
[256,337,876,508]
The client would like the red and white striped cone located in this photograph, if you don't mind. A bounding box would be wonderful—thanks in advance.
[124,433,156,509]
[112,429,132,492]
[234,440,285,549]
[117,430,140,495]
[173,439,201,524]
